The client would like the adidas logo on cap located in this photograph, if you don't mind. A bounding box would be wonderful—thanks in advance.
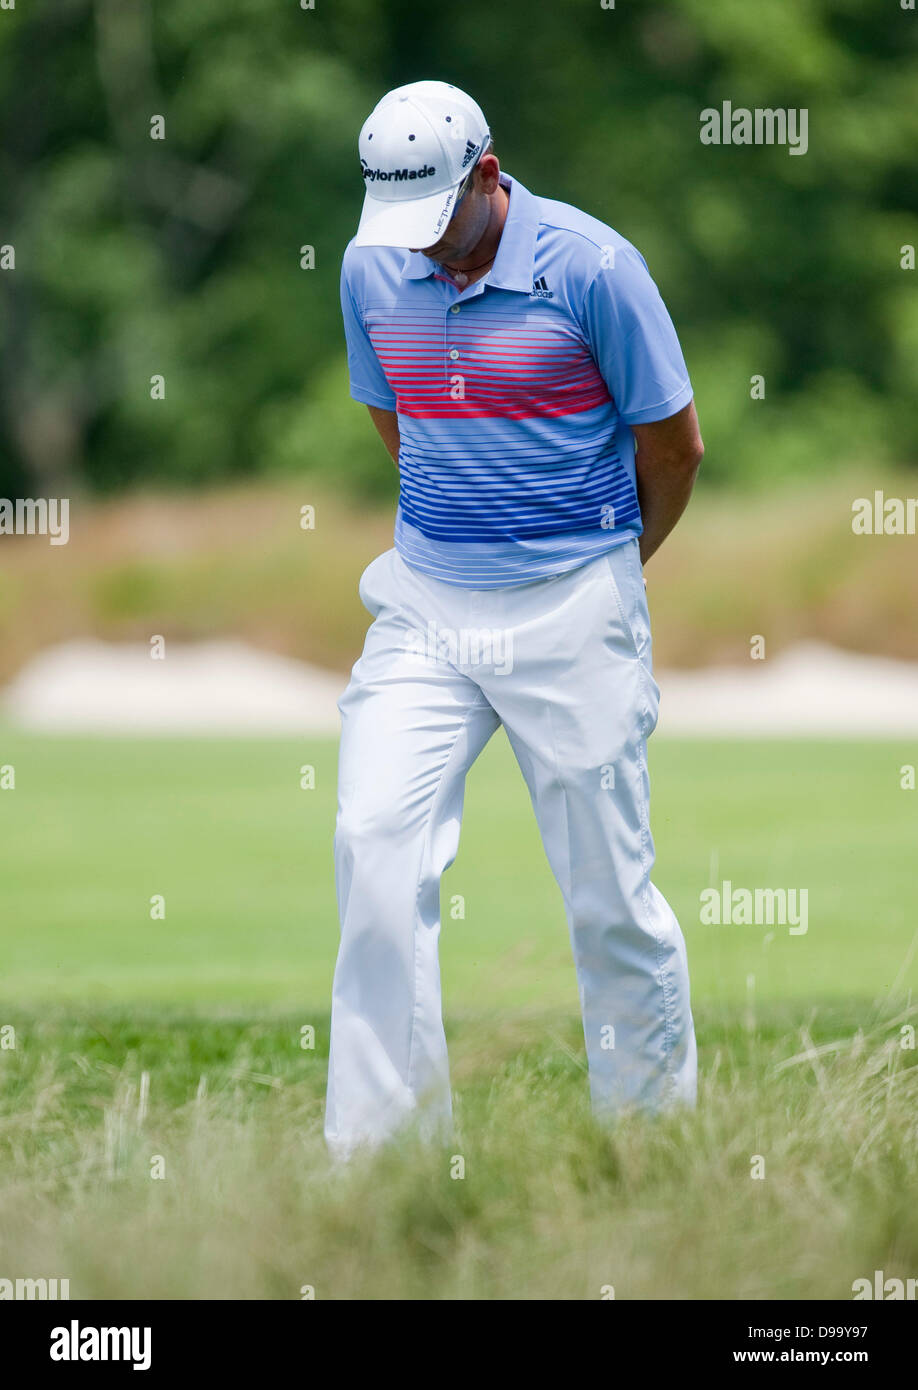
[460,140,479,169]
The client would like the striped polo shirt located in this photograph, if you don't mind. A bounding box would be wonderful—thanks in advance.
[340,172,693,588]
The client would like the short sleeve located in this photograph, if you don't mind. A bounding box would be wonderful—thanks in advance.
[581,244,693,425]
[340,258,397,411]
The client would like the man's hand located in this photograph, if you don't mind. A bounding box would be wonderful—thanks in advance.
[367,406,400,466]
[631,401,704,565]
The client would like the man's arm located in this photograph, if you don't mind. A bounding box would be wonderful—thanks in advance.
[631,400,704,564]
[367,406,400,466]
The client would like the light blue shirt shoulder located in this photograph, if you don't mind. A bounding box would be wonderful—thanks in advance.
[532,195,692,425]
[340,238,400,410]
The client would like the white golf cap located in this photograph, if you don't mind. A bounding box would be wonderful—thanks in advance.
[354,80,491,249]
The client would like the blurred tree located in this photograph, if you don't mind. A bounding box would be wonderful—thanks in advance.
[0,0,915,499]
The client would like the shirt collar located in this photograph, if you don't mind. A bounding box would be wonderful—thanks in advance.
[400,172,539,293]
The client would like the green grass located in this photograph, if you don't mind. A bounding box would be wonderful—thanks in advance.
[0,732,916,1298]
[0,730,915,1008]
[1,1004,916,1299]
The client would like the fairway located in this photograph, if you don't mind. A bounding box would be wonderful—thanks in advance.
[1,729,917,1300]
[0,730,915,1011]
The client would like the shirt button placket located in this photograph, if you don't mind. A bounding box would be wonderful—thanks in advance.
[446,293,462,388]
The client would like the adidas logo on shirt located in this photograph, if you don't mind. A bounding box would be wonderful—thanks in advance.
[530,275,554,299]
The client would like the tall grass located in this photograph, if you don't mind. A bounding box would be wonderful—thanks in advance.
[2,1002,916,1300]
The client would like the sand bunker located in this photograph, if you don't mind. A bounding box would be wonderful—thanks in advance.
[656,641,918,737]
[2,638,916,737]
[1,639,346,735]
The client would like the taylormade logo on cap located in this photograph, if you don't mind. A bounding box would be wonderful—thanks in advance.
[360,159,437,183]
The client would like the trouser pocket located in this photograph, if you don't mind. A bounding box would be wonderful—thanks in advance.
[357,549,396,617]
[604,540,652,667]
[603,540,660,736]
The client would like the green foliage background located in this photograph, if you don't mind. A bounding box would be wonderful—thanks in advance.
[0,0,915,500]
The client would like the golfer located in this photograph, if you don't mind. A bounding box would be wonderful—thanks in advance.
[326,80,704,1160]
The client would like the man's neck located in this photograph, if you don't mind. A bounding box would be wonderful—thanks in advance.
[449,183,510,278]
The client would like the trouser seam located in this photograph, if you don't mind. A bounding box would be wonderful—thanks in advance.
[406,688,493,1096]
[635,722,676,1101]
[605,542,677,1095]
[632,630,676,1102]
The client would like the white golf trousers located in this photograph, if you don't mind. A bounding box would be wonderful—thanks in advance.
[325,539,696,1159]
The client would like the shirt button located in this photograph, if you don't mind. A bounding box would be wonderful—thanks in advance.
[449,348,460,360]
[450,304,461,314]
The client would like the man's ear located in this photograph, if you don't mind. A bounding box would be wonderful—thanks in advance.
[477,153,501,195]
